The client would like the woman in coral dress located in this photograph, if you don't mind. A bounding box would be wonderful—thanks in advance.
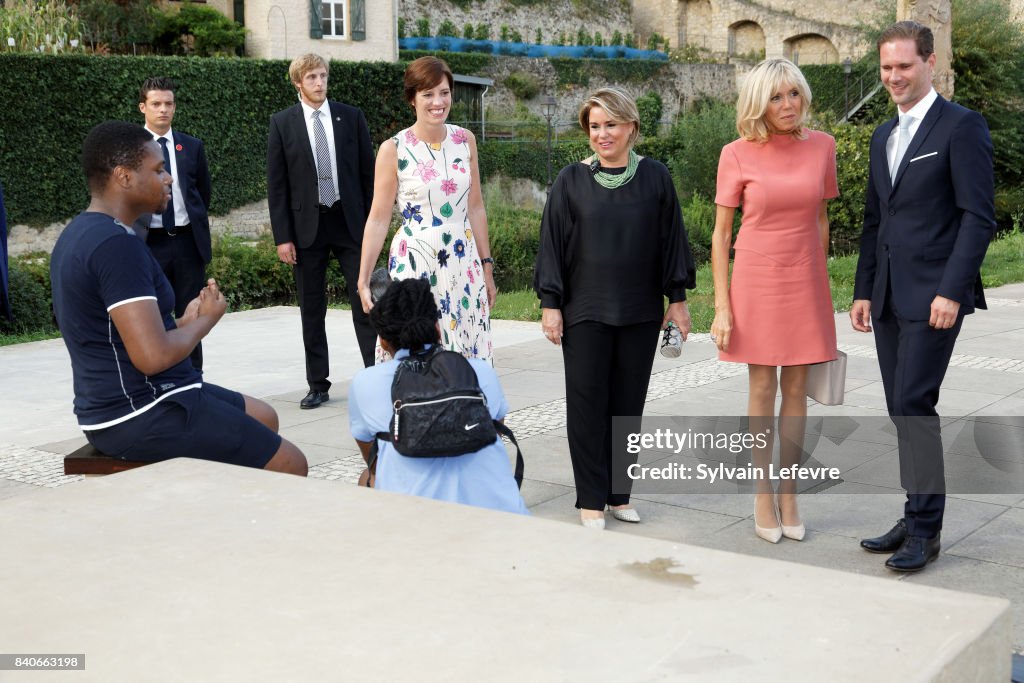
[710,59,839,544]
[358,57,495,364]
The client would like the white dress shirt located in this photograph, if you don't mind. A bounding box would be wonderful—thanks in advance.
[144,127,189,229]
[886,87,938,175]
[300,99,340,202]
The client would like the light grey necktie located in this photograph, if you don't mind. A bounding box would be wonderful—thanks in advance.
[890,115,913,183]
[311,110,337,206]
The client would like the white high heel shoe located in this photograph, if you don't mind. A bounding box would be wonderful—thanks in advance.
[580,511,606,530]
[608,505,641,523]
[778,495,805,541]
[754,494,782,544]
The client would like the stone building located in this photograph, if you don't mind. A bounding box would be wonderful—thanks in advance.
[194,0,398,61]
[633,0,881,64]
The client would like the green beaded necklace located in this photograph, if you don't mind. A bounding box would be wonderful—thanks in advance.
[590,150,641,189]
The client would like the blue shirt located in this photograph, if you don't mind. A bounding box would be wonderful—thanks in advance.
[50,212,202,429]
[348,348,529,515]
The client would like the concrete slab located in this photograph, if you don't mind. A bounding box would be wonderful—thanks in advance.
[948,507,1024,569]
[0,477,39,502]
[4,459,1005,682]
[906,553,1024,653]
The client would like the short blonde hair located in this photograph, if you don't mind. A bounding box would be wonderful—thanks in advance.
[735,58,811,142]
[578,87,641,145]
[289,53,329,85]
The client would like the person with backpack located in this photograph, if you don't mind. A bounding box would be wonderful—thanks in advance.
[347,278,528,515]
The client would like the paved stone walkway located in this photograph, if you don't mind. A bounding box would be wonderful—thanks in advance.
[2,288,1024,655]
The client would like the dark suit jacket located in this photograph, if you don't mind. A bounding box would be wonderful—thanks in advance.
[266,101,375,248]
[854,96,996,321]
[134,130,213,263]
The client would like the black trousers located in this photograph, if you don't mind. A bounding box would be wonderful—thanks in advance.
[562,320,661,510]
[147,227,206,371]
[294,209,376,391]
[873,293,964,539]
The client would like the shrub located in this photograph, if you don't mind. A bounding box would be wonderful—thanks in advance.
[950,0,1024,217]
[153,1,245,57]
[484,202,542,291]
[646,32,666,52]
[509,28,523,43]
[575,29,592,46]
[534,28,542,44]
[415,18,430,38]
[437,20,458,38]
[499,25,510,42]
[77,0,155,52]
[473,24,490,41]
[398,18,407,39]
[610,31,623,47]
[827,122,873,252]
[680,193,717,266]
[0,259,55,335]
[463,24,474,40]
[636,91,663,138]
[667,98,737,200]
[504,71,540,100]
[593,32,603,47]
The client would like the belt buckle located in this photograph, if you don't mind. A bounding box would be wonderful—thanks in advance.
[166,225,178,237]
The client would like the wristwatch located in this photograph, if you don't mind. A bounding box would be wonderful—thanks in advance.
[480,257,495,267]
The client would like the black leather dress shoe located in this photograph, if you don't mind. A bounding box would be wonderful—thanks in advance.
[885,534,940,572]
[860,518,907,553]
[300,390,329,409]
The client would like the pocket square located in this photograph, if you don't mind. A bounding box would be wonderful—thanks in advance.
[909,151,938,162]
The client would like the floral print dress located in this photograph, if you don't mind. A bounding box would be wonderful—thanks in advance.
[378,124,493,364]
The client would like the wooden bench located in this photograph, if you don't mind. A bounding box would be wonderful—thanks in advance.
[63,443,153,476]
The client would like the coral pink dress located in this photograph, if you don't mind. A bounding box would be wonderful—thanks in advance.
[714,129,839,366]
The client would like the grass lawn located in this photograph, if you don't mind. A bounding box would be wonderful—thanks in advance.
[4,230,1024,345]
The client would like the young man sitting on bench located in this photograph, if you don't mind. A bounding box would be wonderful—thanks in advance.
[50,121,307,476]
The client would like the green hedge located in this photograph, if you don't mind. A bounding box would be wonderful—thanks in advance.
[0,54,411,227]
[2,212,544,338]
[398,49,495,76]
[0,259,55,336]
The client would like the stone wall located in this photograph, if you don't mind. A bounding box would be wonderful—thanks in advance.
[1011,0,1024,23]
[7,201,274,257]
[633,0,878,63]
[399,0,633,45]
[479,57,735,125]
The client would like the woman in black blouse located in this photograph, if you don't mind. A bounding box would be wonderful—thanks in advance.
[534,87,696,530]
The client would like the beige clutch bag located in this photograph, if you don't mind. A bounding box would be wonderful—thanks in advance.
[806,351,847,405]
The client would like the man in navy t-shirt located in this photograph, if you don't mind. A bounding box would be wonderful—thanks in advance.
[51,121,307,475]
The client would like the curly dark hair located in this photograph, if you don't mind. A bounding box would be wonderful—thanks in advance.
[369,277,440,352]
[81,121,153,192]
[138,76,177,103]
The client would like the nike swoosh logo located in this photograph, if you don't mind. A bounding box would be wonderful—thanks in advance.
[464,423,479,430]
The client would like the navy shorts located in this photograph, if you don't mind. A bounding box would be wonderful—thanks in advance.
[85,383,281,469]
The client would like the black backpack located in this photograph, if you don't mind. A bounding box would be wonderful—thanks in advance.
[368,347,524,488]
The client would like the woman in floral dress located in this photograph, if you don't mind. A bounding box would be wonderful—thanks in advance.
[357,57,496,363]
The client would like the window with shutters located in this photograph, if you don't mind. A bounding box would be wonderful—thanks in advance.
[321,0,347,39]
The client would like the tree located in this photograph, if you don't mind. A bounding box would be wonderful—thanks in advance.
[950,0,1024,192]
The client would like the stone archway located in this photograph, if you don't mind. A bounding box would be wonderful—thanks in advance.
[679,0,713,49]
[784,33,839,65]
[728,20,765,60]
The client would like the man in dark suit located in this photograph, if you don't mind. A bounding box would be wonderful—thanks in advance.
[267,53,376,409]
[136,77,212,371]
[851,21,996,572]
